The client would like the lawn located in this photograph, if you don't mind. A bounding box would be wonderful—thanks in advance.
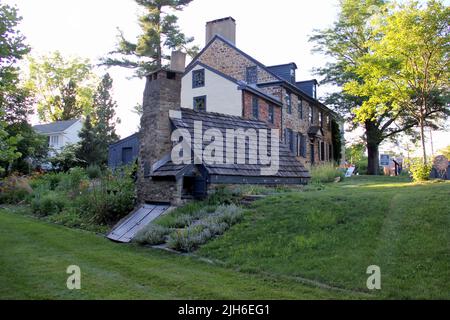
[0,209,356,300]
[198,176,450,299]
[1,176,448,299]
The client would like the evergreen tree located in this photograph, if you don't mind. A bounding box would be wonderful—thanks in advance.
[93,73,120,164]
[102,0,198,77]
[77,115,102,166]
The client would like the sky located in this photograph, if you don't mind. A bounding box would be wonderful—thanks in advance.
[4,0,449,157]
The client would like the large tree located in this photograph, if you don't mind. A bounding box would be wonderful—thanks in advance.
[345,0,449,165]
[93,73,120,164]
[76,115,102,166]
[102,0,198,77]
[0,4,31,174]
[310,0,418,175]
[26,51,97,122]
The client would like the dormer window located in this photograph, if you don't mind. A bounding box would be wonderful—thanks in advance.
[290,68,295,83]
[192,69,205,88]
[312,85,317,99]
[246,66,258,84]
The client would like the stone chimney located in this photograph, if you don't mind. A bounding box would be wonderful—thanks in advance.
[170,51,186,73]
[137,60,183,205]
[206,17,236,45]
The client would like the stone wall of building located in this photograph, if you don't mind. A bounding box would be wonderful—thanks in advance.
[242,91,282,130]
[198,38,278,83]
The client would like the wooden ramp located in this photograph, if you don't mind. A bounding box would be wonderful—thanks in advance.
[107,203,170,243]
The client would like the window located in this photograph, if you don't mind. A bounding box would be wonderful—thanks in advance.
[309,106,314,124]
[285,92,292,114]
[320,141,325,161]
[193,96,206,111]
[285,128,294,153]
[310,143,315,164]
[246,66,258,84]
[329,144,333,161]
[298,99,303,119]
[312,85,317,99]
[50,135,59,147]
[268,105,274,124]
[297,134,307,158]
[192,69,205,88]
[252,96,259,119]
[320,112,324,128]
[296,134,301,157]
[121,147,133,164]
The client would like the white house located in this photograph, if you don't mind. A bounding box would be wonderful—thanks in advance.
[33,119,83,154]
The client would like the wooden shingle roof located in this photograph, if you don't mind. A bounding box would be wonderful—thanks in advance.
[152,109,310,182]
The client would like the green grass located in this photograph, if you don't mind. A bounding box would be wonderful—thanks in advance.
[1,175,448,299]
[0,210,356,300]
[198,176,450,299]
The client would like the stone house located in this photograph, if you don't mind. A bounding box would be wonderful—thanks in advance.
[137,63,310,206]
[181,17,341,167]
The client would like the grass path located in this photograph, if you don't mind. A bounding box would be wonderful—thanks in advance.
[0,210,358,300]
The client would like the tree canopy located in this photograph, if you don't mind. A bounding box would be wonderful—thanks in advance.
[0,4,31,174]
[102,0,198,77]
[26,51,97,122]
[345,0,449,164]
[310,0,449,172]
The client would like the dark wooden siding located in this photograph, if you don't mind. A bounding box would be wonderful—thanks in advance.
[108,133,139,169]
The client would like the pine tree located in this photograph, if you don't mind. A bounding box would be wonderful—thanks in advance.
[102,0,198,77]
[93,73,120,164]
[77,115,102,166]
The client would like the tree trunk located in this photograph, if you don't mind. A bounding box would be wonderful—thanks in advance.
[367,142,380,175]
[419,117,427,164]
[365,121,381,176]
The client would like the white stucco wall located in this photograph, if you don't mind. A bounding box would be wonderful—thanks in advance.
[181,65,242,116]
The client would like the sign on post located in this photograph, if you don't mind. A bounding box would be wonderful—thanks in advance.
[380,154,390,166]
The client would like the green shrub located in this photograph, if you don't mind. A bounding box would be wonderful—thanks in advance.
[355,158,368,175]
[167,225,212,252]
[155,202,216,228]
[86,165,102,179]
[207,186,243,205]
[213,204,244,225]
[134,224,172,245]
[57,167,88,192]
[166,205,244,252]
[310,163,344,184]
[31,192,67,216]
[409,161,432,182]
[0,176,33,204]
[76,167,135,225]
[34,173,64,190]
